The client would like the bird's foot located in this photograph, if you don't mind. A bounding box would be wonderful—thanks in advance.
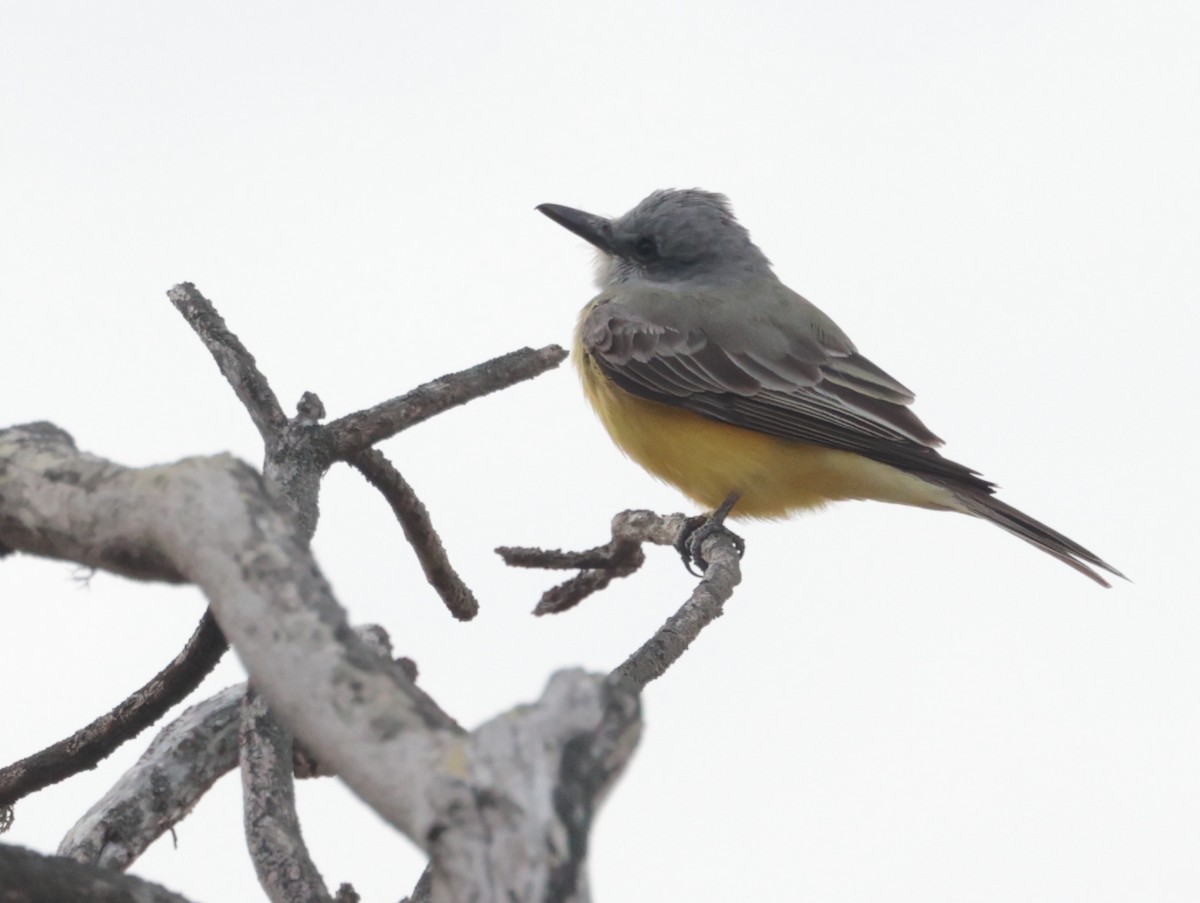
[674,493,745,576]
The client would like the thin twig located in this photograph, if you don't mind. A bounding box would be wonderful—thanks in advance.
[611,530,741,691]
[167,282,287,442]
[498,509,743,688]
[496,510,674,614]
[0,610,228,808]
[496,544,641,571]
[168,285,565,618]
[530,567,630,615]
[325,345,568,459]
[350,449,479,620]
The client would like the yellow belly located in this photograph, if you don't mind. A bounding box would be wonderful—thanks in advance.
[575,340,953,519]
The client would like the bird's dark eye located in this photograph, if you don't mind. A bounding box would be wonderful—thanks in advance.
[632,235,658,262]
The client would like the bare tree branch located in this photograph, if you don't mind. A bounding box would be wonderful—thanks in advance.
[2,423,658,901]
[169,282,331,541]
[0,424,189,582]
[497,511,652,614]
[350,449,478,620]
[58,629,395,872]
[0,843,200,903]
[2,424,461,834]
[59,686,244,870]
[612,530,742,692]
[167,283,566,607]
[237,623,402,898]
[423,670,641,902]
[499,509,743,690]
[241,689,334,903]
[6,267,665,902]
[262,398,335,543]
[0,612,227,809]
[167,282,288,443]
[324,345,568,459]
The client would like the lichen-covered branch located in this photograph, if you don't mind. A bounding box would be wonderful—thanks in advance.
[1,421,661,901]
[241,690,334,903]
[6,263,678,902]
[1,424,459,838]
[59,686,244,870]
[0,424,190,582]
[58,624,396,874]
[422,670,641,903]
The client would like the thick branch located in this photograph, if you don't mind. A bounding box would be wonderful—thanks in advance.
[59,686,243,869]
[0,424,187,582]
[424,670,641,903]
[60,621,396,871]
[4,426,657,901]
[0,611,227,808]
[1,424,461,844]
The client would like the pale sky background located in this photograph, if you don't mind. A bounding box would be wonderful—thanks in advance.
[2,2,1197,901]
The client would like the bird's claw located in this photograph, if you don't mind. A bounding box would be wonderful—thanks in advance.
[675,513,746,576]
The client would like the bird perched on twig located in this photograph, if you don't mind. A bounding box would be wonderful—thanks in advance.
[538,188,1122,586]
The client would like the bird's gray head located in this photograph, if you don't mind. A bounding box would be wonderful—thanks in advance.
[538,188,773,287]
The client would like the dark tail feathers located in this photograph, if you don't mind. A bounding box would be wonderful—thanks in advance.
[946,489,1125,587]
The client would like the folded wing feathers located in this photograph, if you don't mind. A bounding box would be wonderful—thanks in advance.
[585,304,988,491]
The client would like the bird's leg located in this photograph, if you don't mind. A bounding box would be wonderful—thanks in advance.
[675,491,745,576]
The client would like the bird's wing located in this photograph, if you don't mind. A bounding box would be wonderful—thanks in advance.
[581,287,994,492]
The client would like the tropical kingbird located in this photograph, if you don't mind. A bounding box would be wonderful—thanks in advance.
[538,189,1121,586]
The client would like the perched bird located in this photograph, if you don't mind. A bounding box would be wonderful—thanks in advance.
[538,188,1122,586]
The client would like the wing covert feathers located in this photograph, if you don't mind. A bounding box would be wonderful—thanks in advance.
[582,296,990,492]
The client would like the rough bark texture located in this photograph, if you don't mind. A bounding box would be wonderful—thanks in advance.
[0,423,667,902]
[59,686,243,870]
[241,689,333,903]
[2,284,741,903]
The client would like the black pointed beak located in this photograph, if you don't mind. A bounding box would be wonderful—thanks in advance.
[536,203,616,254]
